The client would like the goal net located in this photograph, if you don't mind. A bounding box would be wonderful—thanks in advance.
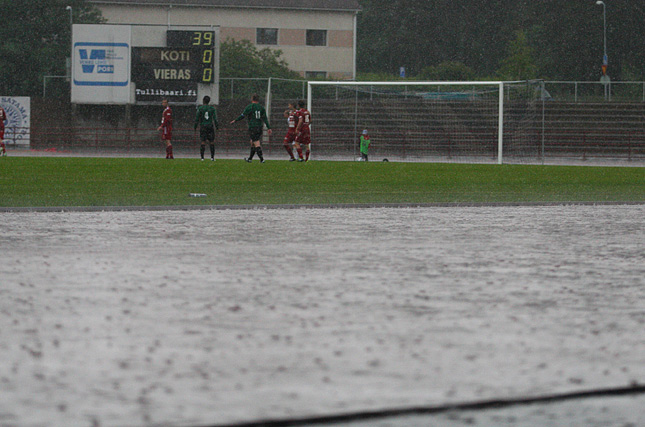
[307,81,544,163]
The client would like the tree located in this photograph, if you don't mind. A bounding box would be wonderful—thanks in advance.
[523,1,599,80]
[220,38,301,80]
[418,62,476,81]
[356,71,405,81]
[219,38,304,99]
[0,0,104,96]
[496,30,538,80]
[357,0,517,78]
[357,0,645,81]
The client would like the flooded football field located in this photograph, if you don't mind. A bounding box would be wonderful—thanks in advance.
[0,205,643,426]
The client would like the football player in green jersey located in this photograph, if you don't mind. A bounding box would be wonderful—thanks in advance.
[230,94,272,163]
[195,96,219,161]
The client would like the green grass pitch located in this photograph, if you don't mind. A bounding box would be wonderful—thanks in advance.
[0,157,643,207]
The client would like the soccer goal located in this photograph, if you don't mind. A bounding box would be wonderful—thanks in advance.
[307,81,544,164]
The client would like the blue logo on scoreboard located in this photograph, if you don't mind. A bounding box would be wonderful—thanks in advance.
[73,42,129,86]
[79,49,115,74]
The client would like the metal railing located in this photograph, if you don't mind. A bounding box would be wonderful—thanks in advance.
[543,81,645,103]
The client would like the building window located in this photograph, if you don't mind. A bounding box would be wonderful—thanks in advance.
[257,28,278,45]
[305,71,327,80]
[306,30,327,46]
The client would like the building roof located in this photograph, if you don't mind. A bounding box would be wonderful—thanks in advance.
[88,0,361,12]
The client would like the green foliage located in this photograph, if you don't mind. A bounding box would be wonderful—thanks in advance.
[220,38,301,80]
[619,63,643,81]
[356,72,404,82]
[0,0,104,96]
[496,30,538,81]
[357,1,645,81]
[357,1,518,78]
[219,38,303,99]
[1,157,643,207]
[418,62,477,81]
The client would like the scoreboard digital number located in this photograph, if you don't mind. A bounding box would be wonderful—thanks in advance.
[167,30,216,48]
[132,47,214,83]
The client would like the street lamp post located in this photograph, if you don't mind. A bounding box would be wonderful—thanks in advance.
[596,1,607,63]
[66,6,73,80]
[596,1,610,100]
[66,5,73,27]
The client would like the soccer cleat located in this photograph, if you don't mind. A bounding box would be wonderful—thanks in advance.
[289,158,296,162]
[211,158,215,161]
[201,158,204,161]
[260,159,266,163]
[297,158,304,162]
[244,157,252,163]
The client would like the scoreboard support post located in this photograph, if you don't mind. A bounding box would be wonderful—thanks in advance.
[264,77,272,143]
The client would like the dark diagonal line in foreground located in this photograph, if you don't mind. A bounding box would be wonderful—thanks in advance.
[206,384,645,427]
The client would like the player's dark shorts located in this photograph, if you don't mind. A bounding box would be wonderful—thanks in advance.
[283,130,296,145]
[248,126,263,142]
[295,128,311,145]
[200,125,215,143]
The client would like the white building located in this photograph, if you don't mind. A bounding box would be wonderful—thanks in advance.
[88,0,361,80]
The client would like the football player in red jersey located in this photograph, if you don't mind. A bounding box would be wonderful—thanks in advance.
[0,106,6,156]
[157,99,174,159]
[294,99,312,161]
[282,102,297,161]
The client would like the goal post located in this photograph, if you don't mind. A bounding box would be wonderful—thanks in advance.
[307,80,541,164]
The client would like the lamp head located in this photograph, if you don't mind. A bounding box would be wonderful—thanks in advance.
[596,1,604,5]
[66,5,72,10]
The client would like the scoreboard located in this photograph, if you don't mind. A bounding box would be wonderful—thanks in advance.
[132,30,217,103]
[71,24,219,105]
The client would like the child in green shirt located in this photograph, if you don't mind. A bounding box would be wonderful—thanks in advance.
[360,129,370,161]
